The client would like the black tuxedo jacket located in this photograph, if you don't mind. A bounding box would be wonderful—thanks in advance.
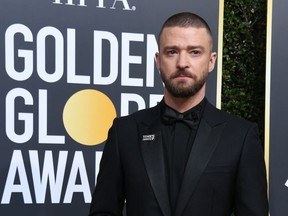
[89,101,268,216]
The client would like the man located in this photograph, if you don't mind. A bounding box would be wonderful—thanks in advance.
[89,12,268,216]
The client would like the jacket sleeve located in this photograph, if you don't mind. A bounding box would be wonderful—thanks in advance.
[234,123,269,216]
[89,118,125,216]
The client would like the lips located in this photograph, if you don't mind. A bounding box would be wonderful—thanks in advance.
[176,74,191,78]
[172,71,193,79]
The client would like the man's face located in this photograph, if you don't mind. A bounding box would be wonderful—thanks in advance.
[156,26,217,98]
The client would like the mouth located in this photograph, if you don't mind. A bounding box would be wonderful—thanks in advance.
[172,71,193,79]
[176,74,191,78]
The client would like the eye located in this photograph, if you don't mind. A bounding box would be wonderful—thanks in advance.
[190,50,201,55]
[167,50,177,55]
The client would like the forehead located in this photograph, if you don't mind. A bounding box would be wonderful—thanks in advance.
[159,26,212,49]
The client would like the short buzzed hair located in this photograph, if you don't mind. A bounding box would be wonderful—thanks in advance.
[158,12,214,49]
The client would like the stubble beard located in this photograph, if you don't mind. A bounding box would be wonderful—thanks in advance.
[161,69,208,98]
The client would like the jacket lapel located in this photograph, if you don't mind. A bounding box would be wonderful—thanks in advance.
[174,103,227,216]
[139,105,171,216]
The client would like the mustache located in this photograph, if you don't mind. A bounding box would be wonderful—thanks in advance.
[171,70,196,79]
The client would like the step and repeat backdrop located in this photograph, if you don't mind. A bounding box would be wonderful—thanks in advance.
[268,0,288,215]
[0,0,221,215]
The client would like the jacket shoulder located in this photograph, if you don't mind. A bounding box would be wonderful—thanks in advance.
[204,101,256,128]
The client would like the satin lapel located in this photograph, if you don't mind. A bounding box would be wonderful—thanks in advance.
[139,118,171,216]
[174,118,226,216]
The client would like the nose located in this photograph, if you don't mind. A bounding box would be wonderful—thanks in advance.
[177,53,189,69]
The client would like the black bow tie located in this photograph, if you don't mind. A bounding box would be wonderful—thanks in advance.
[162,107,199,129]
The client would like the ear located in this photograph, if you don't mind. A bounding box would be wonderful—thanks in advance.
[208,52,217,73]
[155,52,160,70]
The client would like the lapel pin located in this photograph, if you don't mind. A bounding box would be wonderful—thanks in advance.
[142,134,155,141]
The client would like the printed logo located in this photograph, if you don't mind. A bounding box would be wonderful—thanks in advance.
[53,0,136,11]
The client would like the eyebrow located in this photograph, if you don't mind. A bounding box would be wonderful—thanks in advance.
[162,45,206,51]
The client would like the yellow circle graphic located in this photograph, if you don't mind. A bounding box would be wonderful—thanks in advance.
[63,89,116,146]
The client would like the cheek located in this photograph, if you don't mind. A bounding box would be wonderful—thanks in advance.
[159,60,172,72]
[192,60,208,70]
[199,58,213,71]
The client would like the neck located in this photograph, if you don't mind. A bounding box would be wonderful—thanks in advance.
[164,91,205,113]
